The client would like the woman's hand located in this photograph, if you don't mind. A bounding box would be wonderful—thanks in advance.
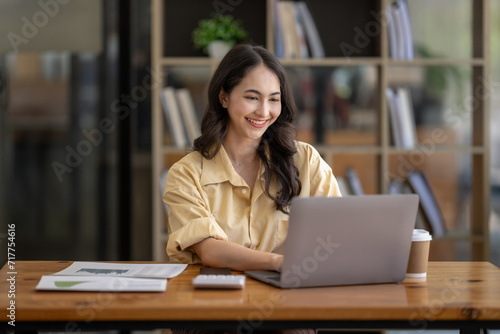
[270,252,284,272]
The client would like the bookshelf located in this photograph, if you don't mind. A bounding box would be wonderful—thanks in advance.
[151,0,491,261]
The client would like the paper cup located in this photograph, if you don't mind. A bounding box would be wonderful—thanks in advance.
[406,229,432,278]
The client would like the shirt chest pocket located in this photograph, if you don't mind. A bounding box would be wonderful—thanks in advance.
[273,211,289,253]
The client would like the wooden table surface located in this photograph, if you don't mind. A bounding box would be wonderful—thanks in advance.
[1,261,500,325]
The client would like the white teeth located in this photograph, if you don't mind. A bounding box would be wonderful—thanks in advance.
[247,118,266,125]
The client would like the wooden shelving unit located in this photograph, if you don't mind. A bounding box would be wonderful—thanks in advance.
[151,0,491,261]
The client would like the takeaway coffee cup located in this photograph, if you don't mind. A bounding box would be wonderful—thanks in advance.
[406,229,432,278]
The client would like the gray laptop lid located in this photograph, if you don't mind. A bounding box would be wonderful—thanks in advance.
[246,194,419,288]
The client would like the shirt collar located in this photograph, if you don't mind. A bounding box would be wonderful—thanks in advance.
[201,145,244,187]
[200,145,265,187]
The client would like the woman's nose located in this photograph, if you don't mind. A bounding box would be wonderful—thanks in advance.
[255,101,270,117]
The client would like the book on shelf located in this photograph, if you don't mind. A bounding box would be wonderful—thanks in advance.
[345,167,365,196]
[160,86,201,148]
[276,1,298,59]
[388,177,409,195]
[388,177,427,231]
[398,0,414,60]
[406,170,447,238]
[397,87,417,148]
[387,0,414,60]
[335,176,352,196]
[386,86,417,149]
[160,86,187,148]
[291,1,310,59]
[274,0,325,59]
[273,0,285,58]
[386,87,404,148]
[295,1,324,58]
[176,88,201,145]
[387,4,399,59]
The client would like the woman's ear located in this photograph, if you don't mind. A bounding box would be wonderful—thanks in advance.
[219,90,228,108]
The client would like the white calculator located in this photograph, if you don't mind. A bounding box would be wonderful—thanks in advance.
[192,274,246,289]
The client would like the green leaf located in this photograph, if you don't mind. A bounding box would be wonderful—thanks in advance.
[192,14,248,53]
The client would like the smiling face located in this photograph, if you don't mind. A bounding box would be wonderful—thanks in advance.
[219,64,281,144]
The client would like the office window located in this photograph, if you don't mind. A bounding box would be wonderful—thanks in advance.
[0,0,125,262]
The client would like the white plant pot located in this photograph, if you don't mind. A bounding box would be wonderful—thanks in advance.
[207,40,232,58]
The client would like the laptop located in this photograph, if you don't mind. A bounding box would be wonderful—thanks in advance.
[245,194,419,288]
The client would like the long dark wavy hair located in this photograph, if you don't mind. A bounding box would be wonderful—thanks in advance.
[193,44,301,213]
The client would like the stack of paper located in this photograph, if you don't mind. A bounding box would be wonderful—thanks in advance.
[36,262,187,292]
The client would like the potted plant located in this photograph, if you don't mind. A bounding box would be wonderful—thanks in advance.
[416,45,467,101]
[192,14,248,58]
[412,44,467,125]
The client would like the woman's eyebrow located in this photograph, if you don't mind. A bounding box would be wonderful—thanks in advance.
[244,89,281,96]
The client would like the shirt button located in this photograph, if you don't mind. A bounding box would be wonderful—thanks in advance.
[242,189,247,194]
[250,213,253,218]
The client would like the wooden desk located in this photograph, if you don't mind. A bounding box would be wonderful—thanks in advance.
[1,261,499,333]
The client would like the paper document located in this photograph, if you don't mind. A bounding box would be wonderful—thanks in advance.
[36,275,167,292]
[52,261,188,279]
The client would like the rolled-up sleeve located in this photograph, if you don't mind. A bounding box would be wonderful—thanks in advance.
[296,142,342,197]
[163,161,228,263]
[309,150,342,197]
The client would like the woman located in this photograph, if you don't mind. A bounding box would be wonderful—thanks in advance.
[163,44,341,272]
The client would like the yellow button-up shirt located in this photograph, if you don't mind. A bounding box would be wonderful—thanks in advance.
[163,141,341,263]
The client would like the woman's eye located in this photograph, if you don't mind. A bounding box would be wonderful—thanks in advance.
[270,98,280,102]
[246,96,258,101]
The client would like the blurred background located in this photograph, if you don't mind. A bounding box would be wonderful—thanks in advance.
[0,0,152,262]
[0,0,499,266]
